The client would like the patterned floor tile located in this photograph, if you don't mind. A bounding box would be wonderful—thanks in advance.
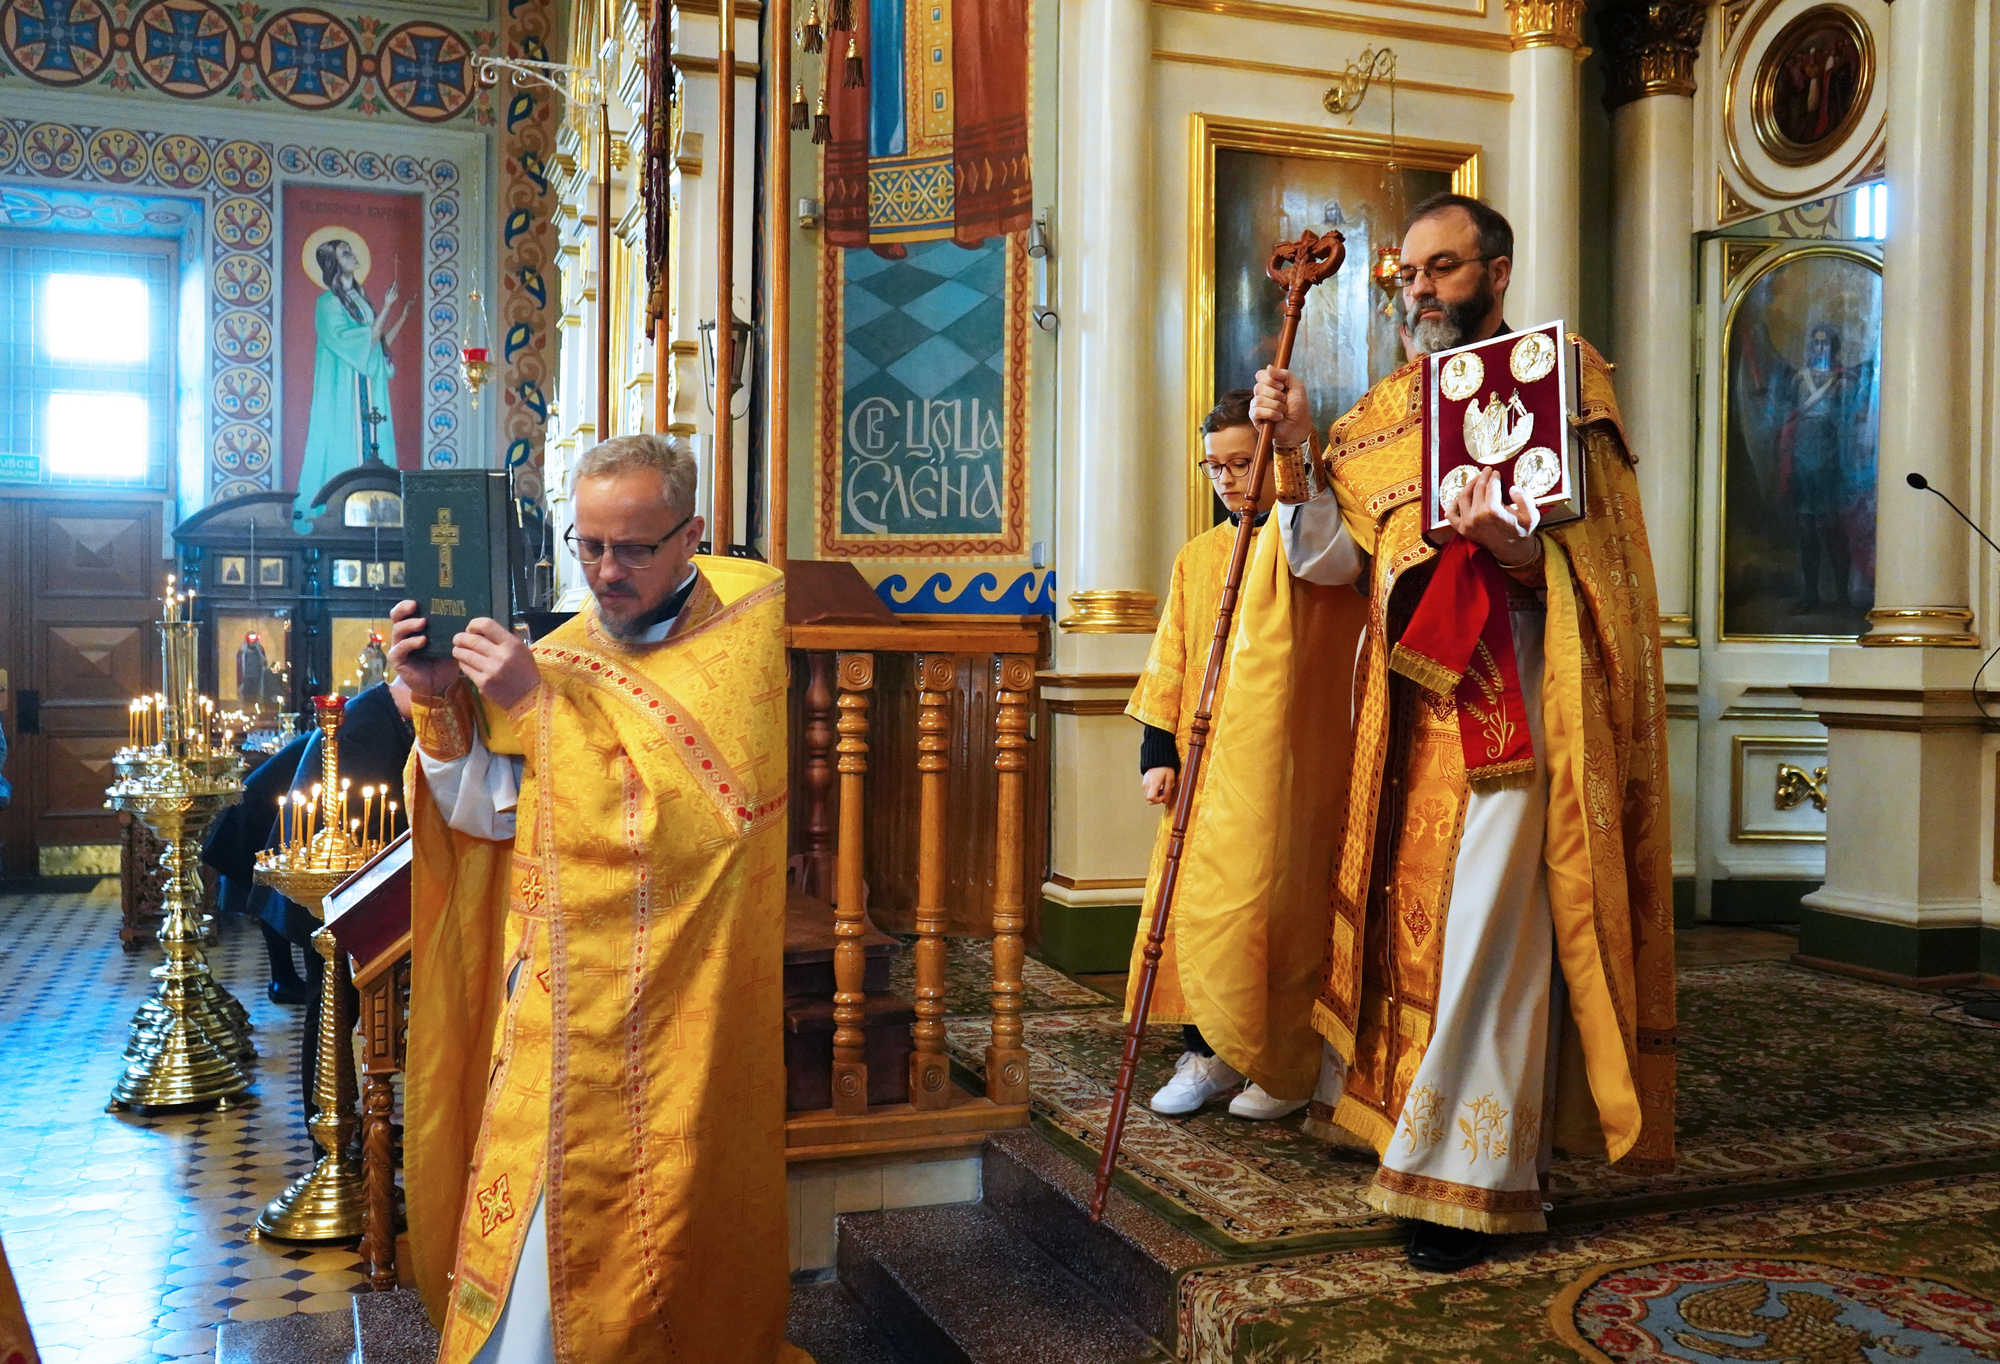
[0,892,368,1363]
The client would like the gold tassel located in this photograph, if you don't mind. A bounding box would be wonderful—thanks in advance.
[790,82,810,130]
[843,35,864,88]
[830,0,851,31]
[811,87,830,144]
[798,0,823,53]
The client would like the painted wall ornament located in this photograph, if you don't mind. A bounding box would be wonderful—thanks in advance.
[0,0,486,123]
[255,10,361,110]
[1,0,113,86]
[132,0,238,98]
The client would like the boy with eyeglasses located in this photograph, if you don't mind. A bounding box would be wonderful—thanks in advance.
[1124,389,1316,1120]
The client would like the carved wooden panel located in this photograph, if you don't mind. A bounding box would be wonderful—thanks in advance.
[42,625,145,702]
[41,735,123,822]
[40,514,153,597]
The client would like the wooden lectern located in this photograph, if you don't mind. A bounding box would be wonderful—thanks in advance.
[323,832,413,1291]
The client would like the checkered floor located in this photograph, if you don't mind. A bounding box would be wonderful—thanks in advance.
[0,888,370,1364]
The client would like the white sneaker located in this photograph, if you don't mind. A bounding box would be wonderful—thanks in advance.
[1228,1083,1309,1121]
[1149,1051,1244,1115]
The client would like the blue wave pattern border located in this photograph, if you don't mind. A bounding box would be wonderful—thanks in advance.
[875,569,1055,616]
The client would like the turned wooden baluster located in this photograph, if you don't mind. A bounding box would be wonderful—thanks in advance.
[357,964,405,1291]
[908,653,955,1109]
[831,652,873,1114]
[799,650,839,901]
[986,654,1034,1105]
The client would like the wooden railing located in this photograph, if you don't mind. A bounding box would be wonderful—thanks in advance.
[783,619,1044,1159]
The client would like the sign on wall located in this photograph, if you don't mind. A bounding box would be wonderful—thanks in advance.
[814,235,1029,560]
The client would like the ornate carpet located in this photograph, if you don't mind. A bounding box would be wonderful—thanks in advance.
[943,962,2000,1256]
[1179,1172,2000,1364]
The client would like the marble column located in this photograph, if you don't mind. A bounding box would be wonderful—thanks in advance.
[1799,0,1985,982]
[1857,0,1977,648]
[1599,0,1704,647]
[1504,0,1584,329]
[1057,0,1158,650]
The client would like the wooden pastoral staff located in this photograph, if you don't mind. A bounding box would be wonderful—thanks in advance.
[322,831,414,1290]
[1089,229,1346,1221]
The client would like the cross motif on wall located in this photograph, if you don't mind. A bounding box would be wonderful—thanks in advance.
[390,34,466,110]
[267,19,348,97]
[16,0,98,75]
[142,6,226,85]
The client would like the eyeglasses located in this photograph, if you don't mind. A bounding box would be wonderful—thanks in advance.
[564,513,694,568]
[1198,457,1255,483]
[1394,255,1497,289]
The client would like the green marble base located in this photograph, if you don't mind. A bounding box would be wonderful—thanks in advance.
[1036,899,1140,975]
[1798,905,1981,982]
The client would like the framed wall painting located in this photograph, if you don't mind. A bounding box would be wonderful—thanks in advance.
[1753,6,1874,167]
[1722,244,1882,640]
[1186,115,1479,537]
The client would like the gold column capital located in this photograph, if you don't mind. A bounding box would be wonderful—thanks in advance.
[1595,0,1707,107]
[1058,590,1161,633]
[1506,0,1586,50]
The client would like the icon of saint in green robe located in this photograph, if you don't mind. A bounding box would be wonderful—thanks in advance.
[295,237,412,522]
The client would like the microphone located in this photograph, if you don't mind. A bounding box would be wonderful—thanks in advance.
[1908,471,2000,557]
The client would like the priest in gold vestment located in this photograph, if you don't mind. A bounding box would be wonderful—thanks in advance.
[1252,194,1675,1272]
[389,434,809,1362]
[1126,389,1366,1120]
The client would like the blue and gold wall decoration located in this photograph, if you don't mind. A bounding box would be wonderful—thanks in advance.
[0,0,489,124]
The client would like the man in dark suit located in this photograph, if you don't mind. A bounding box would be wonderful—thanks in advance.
[203,677,413,1145]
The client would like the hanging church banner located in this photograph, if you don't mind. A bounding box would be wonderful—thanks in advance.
[812,0,1032,559]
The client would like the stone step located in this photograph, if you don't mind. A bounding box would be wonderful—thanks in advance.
[216,1288,437,1364]
[786,1273,905,1364]
[836,1203,1168,1364]
[981,1129,1211,1350]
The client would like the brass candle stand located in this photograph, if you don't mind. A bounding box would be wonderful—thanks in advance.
[252,694,394,1242]
[105,583,253,1112]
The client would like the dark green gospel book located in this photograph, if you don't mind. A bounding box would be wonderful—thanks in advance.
[401,471,513,659]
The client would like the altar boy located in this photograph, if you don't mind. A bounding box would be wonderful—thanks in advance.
[1124,391,1363,1120]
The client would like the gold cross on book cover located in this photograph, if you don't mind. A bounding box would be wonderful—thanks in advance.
[1422,321,1585,547]
[400,471,515,658]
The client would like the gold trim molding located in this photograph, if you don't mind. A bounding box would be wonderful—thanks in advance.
[1658,611,1699,647]
[1154,49,1513,100]
[1058,590,1161,634]
[1153,0,1517,52]
[1506,0,1585,49]
[39,844,120,877]
[1858,607,1979,649]
[1596,0,1706,106]
[1046,872,1149,892]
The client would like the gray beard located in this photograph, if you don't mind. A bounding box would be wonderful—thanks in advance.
[1403,277,1498,357]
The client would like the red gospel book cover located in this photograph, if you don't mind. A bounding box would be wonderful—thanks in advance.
[1422,321,1585,546]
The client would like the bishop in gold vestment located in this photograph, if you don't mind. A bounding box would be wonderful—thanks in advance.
[391,434,809,1363]
[1252,195,1674,1270]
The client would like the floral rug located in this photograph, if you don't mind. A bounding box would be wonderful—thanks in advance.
[944,962,2000,1255]
[889,936,1115,1018]
[1180,1172,2000,1364]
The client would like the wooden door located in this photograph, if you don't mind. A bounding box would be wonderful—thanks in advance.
[0,495,167,875]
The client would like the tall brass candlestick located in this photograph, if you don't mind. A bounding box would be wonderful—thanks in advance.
[106,583,253,1111]
[252,694,372,1241]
